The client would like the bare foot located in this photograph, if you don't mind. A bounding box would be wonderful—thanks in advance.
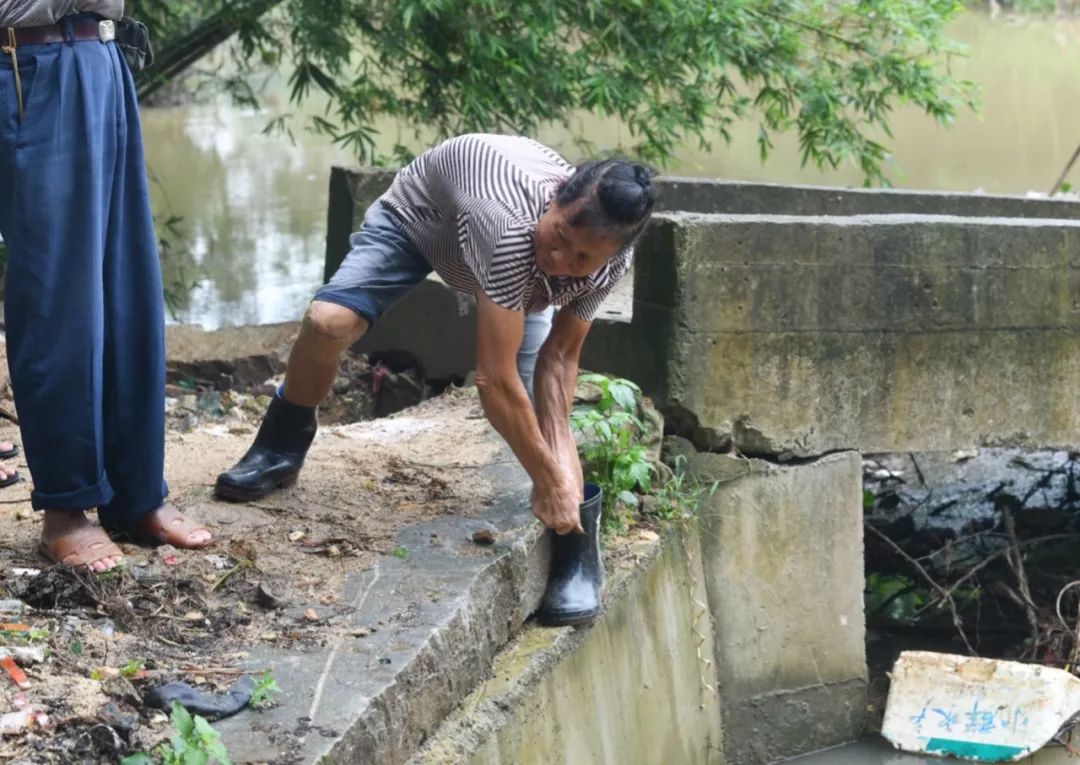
[0,461,17,485]
[40,510,123,573]
[137,503,212,548]
[0,441,16,455]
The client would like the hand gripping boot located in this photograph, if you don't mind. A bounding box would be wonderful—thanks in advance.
[537,484,605,626]
[214,394,317,502]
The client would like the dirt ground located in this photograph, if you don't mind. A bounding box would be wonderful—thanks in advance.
[0,374,503,763]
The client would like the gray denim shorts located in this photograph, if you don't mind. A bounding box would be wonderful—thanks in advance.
[314,201,554,394]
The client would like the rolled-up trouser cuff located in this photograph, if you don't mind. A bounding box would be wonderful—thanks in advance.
[311,287,380,327]
[31,474,114,512]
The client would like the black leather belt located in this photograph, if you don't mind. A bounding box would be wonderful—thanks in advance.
[3,18,115,49]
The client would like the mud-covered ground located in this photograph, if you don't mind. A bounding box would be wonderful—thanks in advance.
[0,371,501,763]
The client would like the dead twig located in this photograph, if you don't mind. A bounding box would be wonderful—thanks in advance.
[248,503,288,514]
[908,453,926,488]
[1055,580,1080,672]
[916,533,1080,617]
[1002,507,1041,656]
[1050,140,1080,196]
[211,560,250,592]
[865,521,977,654]
[0,405,19,426]
[180,666,247,676]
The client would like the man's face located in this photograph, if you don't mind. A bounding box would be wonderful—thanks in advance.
[533,199,622,279]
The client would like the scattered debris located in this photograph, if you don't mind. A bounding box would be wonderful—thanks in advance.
[883,651,1078,762]
[0,706,48,734]
[0,646,44,665]
[2,657,30,690]
[0,341,499,763]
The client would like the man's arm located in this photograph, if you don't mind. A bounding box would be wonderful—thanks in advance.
[534,308,590,501]
[474,291,583,534]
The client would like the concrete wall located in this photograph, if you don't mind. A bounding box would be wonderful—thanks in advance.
[325,169,1080,278]
[412,526,724,765]
[412,450,866,765]
[690,450,868,764]
[325,168,1080,456]
[618,213,1080,456]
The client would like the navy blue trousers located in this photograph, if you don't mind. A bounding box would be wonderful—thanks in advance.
[0,28,167,529]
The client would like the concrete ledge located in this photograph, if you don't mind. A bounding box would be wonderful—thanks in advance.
[410,525,724,765]
[214,456,551,764]
[410,450,866,765]
[164,322,300,387]
[655,177,1080,220]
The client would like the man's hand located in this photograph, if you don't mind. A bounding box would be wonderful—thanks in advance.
[532,474,584,535]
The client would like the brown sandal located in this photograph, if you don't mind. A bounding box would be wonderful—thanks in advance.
[38,525,124,570]
[133,504,212,548]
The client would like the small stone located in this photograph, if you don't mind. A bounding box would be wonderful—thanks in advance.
[288,531,306,543]
[14,509,30,521]
[255,582,284,610]
[304,608,319,622]
[260,633,277,642]
[471,527,497,546]
[183,611,205,622]
[327,544,341,558]
[348,627,375,638]
[952,448,978,462]
[98,701,138,734]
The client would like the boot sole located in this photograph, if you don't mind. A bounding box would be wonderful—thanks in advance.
[214,472,299,503]
[536,607,601,627]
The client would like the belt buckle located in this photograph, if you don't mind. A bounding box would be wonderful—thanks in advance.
[98,20,115,43]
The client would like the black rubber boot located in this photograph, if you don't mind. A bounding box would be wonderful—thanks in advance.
[537,484,605,626]
[214,394,317,502]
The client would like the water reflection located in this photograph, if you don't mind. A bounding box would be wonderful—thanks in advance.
[142,14,1080,329]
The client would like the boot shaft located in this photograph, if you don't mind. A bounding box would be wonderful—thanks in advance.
[253,394,317,458]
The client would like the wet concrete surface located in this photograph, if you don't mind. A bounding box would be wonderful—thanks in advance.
[789,738,1078,764]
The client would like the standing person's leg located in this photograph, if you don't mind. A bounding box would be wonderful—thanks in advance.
[518,307,555,400]
[96,42,209,547]
[215,202,431,501]
[0,40,121,571]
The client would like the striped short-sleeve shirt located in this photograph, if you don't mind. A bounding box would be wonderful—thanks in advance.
[380,134,633,321]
